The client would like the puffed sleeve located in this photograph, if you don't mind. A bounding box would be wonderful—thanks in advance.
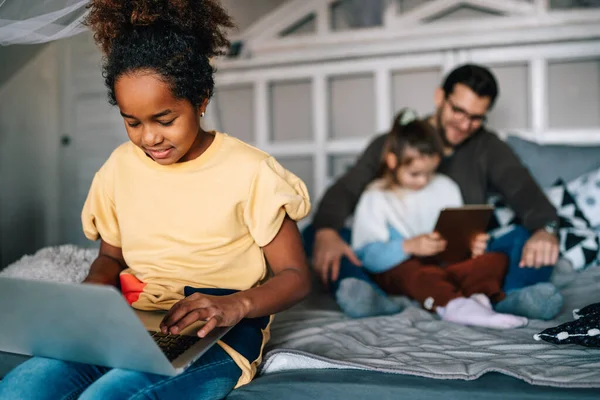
[81,172,121,247]
[243,157,311,246]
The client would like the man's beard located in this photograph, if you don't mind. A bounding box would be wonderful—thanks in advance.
[436,108,452,148]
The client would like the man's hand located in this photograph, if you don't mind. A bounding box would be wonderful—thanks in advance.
[520,229,559,268]
[471,233,490,258]
[160,292,250,338]
[403,232,447,257]
[313,228,362,285]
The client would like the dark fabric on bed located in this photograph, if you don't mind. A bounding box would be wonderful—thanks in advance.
[0,352,27,378]
[226,370,600,400]
[536,301,600,347]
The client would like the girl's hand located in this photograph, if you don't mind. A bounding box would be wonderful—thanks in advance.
[160,293,250,338]
[471,233,490,258]
[403,232,447,257]
[160,216,311,338]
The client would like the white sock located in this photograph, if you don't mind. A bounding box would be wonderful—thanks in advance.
[470,293,492,309]
[437,295,528,329]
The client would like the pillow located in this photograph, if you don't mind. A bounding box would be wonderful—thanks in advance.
[487,194,519,235]
[548,179,600,270]
[596,226,600,265]
[566,166,600,228]
[534,302,600,348]
[573,302,600,320]
[506,135,600,188]
[546,178,592,230]
[487,179,599,270]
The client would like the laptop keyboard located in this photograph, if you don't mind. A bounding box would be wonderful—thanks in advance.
[148,331,200,362]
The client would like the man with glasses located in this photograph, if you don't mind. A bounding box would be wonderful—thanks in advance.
[308,63,563,320]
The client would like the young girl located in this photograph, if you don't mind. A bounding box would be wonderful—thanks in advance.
[347,109,528,329]
[0,1,311,399]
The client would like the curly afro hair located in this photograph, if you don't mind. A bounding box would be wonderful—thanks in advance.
[83,0,235,106]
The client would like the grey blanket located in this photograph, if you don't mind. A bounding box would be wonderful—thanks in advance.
[261,266,600,388]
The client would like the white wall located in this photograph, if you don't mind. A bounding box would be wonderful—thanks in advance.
[0,43,61,267]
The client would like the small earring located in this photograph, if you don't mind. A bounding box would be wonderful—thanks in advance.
[201,112,205,118]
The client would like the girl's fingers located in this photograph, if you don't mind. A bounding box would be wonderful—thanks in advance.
[198,316,220,338]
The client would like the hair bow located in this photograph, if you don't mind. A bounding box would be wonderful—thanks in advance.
[399,108,418,126]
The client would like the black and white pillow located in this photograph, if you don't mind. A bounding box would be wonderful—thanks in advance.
[567,166,600,228]
[487,179,599,270]
[546,179,590,229]
[534,302,600,348]
[487,194,519,237]
[548,179,600,269]
[573,302,600,320]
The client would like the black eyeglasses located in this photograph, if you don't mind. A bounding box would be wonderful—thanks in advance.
[446,97,487,125]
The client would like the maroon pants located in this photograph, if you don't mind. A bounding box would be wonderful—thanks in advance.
[372,252,508,311]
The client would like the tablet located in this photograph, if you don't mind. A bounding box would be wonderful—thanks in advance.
[431,205,494,264]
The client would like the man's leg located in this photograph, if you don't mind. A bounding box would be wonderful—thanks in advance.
[300,223,318,260]
[489,226,563,320]
[0,356,108,400]
[333,256,403,318]
[487,225,553,292]
[495,282,563,320]
[79,344,241,400]
[302,224,402,318]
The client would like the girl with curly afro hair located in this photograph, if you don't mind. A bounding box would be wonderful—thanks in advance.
[0,1,312,399]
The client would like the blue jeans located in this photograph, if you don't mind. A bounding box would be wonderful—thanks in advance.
[487,225,553,293]
[0,344,241,400]
[302,224,374,293]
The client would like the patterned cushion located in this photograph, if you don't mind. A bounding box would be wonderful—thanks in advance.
[567,166,600,228]
[487,194,518,235]
[549,179,600,269]
[573,302,600,320]
[534,302,600,348]
[487,179,599,270]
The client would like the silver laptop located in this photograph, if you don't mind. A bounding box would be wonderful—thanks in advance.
[0,277,232,376]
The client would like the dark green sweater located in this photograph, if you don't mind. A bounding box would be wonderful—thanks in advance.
[313,128,558,233]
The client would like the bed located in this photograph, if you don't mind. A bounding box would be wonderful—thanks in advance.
[225,134,600,398]
[2,249,599,398]
[2,137,600,398]
[3,135,600,399]
[228,370,600,399]
[226,267,600,399]
[3,1,600,398]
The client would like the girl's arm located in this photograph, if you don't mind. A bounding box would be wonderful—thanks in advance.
[233,215,311,318]
[356,227,408,273]
[82,239,127,288]
[160,216,311,337]
[351,189,405,272]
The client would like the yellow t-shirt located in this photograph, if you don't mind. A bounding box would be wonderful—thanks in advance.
[81,132,311,387]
